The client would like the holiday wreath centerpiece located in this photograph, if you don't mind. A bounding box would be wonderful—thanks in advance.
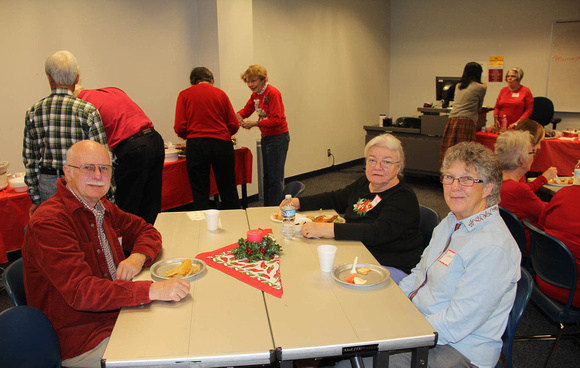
[232,229,282,262]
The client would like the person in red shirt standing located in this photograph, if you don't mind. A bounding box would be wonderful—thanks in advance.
[174,67,240,210]
[493,67,534,129]
[76,87,164,224]
[237,65,290,206]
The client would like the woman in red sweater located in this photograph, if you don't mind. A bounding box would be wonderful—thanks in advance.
[494,67,534,129]
[538,185,580,307]
[495,130,547,254]
[237,65,290,206]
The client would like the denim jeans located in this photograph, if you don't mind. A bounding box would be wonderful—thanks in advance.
[261,132,289,206]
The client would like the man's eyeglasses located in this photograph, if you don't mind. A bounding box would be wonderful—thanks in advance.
[440,175,484,187]
[68,164,113,176]
[366,158,400,169]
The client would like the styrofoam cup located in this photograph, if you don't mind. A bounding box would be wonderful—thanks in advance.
[317,245,337,272]
[204,209,220,231]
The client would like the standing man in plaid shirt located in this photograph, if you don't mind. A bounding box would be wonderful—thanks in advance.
[23,50,109,217]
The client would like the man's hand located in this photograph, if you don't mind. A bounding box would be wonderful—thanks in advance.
[149,278,190,301]
[116,253,148,281]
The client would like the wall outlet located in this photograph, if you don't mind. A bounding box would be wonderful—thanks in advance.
[327,149,332,157]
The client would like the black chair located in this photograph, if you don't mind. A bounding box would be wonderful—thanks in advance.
[2,258,26,306]
[529,97,561,129]
[282,181,306,199]
[496,268,533,368]
[520,219,580,367]
[419,205,441,248]
[0,306,62,368]
[499,207,529,270]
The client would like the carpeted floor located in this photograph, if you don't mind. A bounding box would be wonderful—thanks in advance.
[1,162,579,367]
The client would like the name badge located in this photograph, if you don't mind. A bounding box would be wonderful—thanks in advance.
[438,249,456,267]
[512,92,520,97]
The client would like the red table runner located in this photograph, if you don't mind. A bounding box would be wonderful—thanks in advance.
[476,132,580,176]
[196,229,283,298]
[0,188,32,263]
[161,147,253,211]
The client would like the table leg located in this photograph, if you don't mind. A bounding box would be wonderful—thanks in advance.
[410,347,428,367]
[373,352,389,367]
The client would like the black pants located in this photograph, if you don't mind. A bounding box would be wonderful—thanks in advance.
[113,130,164,224]
[185,137,240,210]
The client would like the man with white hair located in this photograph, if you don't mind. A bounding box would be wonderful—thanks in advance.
[23,50,109,216]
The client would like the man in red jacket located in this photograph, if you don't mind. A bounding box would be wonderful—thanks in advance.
[23,140,189,368]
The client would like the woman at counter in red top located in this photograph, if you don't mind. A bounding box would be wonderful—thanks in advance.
[494,67,534,129]
[495,130,547,253]
[538,184,580,307]
[237,65,289,206]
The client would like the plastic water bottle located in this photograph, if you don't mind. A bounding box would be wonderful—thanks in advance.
[574,160,580,185]
[281,194,296,239]
[500,115,508,131]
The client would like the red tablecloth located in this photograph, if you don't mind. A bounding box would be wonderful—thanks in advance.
[476,132,580,176]
[0,188,32,263]
[161,147,253,211]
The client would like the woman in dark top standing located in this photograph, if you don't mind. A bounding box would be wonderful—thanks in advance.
[285,134,423,282]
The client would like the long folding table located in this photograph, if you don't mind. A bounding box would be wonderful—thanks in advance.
[102,208,437,367]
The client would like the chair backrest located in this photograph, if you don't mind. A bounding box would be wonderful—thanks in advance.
[282,181,306,199]
[0,306,61,368]
[501,268,533,368]
[523,218,578,311]
[529,97,554,127]
[2,258,27,306]
[499,207,527,266]
[419,205,441,248]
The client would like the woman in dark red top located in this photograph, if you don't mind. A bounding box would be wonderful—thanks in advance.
[494,67,534,129]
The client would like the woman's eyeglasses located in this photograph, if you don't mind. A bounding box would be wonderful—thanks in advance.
[440,175,484,187]
[366,158,400,169]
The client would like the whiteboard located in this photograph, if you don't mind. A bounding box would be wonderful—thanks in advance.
[547,20,580,112]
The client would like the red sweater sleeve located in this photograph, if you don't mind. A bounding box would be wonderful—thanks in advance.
[520,87,534,120]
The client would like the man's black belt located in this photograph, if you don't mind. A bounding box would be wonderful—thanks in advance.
[126,127,154,143]
[40,167,64,175]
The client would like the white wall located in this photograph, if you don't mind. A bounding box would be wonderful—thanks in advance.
[390,0,580,128]
[251,0,391,177]
[0,0,200,174]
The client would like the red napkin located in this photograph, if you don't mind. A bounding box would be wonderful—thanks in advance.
[196,228,283,298]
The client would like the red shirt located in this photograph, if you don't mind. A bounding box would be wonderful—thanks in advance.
[538,185,580,307]
[22,178,161,359]
[174,83,239,141]
[494,85,534,126]
[78,87,153,152]
[499,178,547,253]
[237,84,289,137]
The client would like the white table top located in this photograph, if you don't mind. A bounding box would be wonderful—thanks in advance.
[103,208,437,367]
[102,210,274,367]
[246,207,437,362]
